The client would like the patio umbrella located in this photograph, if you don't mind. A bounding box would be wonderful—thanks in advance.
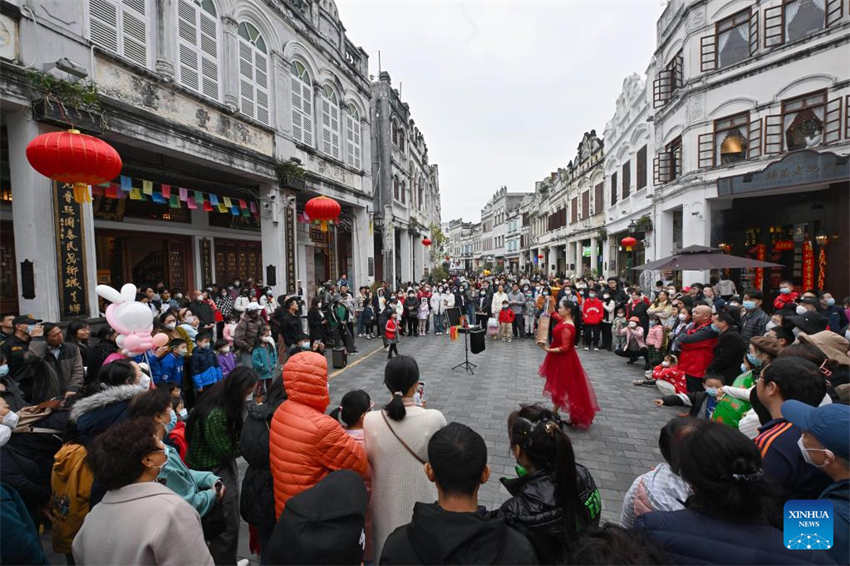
[633,245,783,271]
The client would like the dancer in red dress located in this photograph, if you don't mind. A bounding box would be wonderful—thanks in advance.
[538,299,600,428]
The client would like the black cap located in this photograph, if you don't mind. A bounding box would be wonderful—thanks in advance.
[787,311,828,335]
[295,333,309,342]
[13,315,41,326]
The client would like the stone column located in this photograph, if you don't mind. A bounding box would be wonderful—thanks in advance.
[547,246,557,273]
[602,235,611,277]
[272,52,292,145]
[351,205,374,287]
[590,236,598,276]
[575,241,583,277]
[399,230,412,283]
[7,112,62,320]
[258,183,286,297]
[682,201,709,286]
[220,16,240,112]
[155,0,177,79]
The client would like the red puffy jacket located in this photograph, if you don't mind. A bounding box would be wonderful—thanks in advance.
[498,308,515,324]
[582,298,604,325]
[269,352,368,518]
[677,323,718,378]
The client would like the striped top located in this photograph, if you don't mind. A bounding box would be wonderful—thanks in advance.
[754,417,831,501]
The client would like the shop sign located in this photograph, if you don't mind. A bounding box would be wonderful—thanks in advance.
[286,207,296,293]
[200,238,213,287]
[717,150,850,196]
[53,182,87,318]
[582,246,591,257]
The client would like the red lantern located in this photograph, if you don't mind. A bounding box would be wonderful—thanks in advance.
[26,129,122,203]
[422,237,432,246]
[538,254,544,259]
[304,195,341,232]
[621,236,638,252]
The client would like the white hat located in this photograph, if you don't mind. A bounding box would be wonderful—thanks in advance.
[246,302,263,311]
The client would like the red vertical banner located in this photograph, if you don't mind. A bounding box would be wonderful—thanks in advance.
[816,248,826,290]
[754,244,766,291]
[802,241,815,290]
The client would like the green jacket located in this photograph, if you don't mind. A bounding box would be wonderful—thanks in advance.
[187,407,238,471]
[159,444,219,517]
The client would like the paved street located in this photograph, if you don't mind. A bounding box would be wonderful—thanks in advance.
[324,331,674,522]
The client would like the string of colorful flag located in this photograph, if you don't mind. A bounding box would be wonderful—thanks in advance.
[90,175,259,218]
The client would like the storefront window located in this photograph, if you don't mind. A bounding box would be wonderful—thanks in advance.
[782,90,826,150]
[715,112,749,164]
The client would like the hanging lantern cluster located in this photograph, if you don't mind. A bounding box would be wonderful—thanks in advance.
[304,195,341,232]
[621,236,638,252]
[422,237,432,247]
[26,129,123,204]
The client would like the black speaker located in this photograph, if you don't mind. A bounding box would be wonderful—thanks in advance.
[332,347,347,369]
[470,328,486,354]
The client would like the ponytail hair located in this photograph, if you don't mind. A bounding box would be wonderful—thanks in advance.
[508,404,579,538]
[330,389,371,427]
[383,355,420,421]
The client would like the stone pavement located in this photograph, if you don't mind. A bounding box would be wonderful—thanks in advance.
[323,331,674,522]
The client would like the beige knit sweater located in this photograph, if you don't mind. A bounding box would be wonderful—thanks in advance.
[363,404,447,560]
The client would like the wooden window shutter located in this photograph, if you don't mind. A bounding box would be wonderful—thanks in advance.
[764,6,784,48]
[653,70,673,109]
[697,133,715,168]
[700,35,717,73]
[636,146,648,189]
[89,0,119,52]
[845,95,850,140]
[824,97,843,144]
[622,161,631,199]
[826,0,843,27]
[764,114,783,154]
[654,152,672,185]
[582,192,589,219]
[595,183,603,214]
[571,198,578,224]
[749,9,759,56]
[748,118,763,158]
[610,172,618,205]
[122,0,147,67]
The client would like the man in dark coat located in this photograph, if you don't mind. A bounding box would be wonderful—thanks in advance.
[188,290,215,330]
[274,297,302,351]
[705,311,747,385]
[381,423,537,565]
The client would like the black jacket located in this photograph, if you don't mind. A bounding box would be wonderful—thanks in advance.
[307,309,327,342]
[705,329,747,385]
[740,308,770,343]
[240,398,283,530]
[381,502,538,565]
[278,311,302,347]
[497,466,600,564]
[188,299,215,326]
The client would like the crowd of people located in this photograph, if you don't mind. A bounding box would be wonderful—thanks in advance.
[0,269,848,565]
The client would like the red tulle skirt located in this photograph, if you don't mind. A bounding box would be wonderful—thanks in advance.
[539,349,599,428]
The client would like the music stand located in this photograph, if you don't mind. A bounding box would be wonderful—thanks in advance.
[452,325,479,374]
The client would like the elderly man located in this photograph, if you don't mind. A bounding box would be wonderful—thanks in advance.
[31,323,84,398]
[675,304,718,393]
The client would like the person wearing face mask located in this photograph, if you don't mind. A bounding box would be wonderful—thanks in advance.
[152,338,186,388]
[754,357,832,501]
[188,290,215,332]
[234,302,268,366]
[772,280,798,311]
[190,331,222,393]
[581,290,604,351]
[739,289,770,343]
[215,339,236,378]
[782,400,850,565]
[72,418,214,566]
[187,367,258,564]
[674,305,719,393]
[704,312,747,386]
[615,316,649,368]
[127,389,222,518]
[818,292,848,332]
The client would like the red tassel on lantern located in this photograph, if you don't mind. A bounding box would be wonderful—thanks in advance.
[26,129,123,204]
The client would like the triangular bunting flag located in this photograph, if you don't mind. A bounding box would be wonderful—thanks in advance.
[120,176,132,191]
[178,187,188,201]
[194,190,204,203]
[142,180,153,195]
[241,208,251,217]
[187,196,198,209]
[129,188,142,200]
[160,184,171,198]
[209,193,219,206]
[151,192,167,204]
[249,201,258,214]
[203,200,213,212]
[238,199,247,210]
[217,203,228,213]
[230,206,240,216]
[169,195,180,208]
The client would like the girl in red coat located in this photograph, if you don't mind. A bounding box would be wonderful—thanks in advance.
[581,291,604,350]
[385,311,399,359]
[538,299,599,428]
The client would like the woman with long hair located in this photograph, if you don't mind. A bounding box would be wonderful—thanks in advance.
[362,355,447,559]
[65,320,91,368]
[186,366,257,565]
[635,422,832,564]
[498,404,600,563]
[538,298,599,428]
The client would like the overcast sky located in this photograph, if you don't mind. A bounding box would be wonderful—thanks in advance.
[336,0,663,222]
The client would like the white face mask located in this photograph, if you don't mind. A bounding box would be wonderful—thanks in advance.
[678,313,687,321]
[661,361,670,367]
[178,408,188,419]
[797,437,828,468]
[795,305,808,316]
[219,346,230,354]
[165,322,176,330]
[765,321,777,331]
[628,321,637,328]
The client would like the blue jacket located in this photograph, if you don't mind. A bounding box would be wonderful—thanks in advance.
[0,484,46,564]
[635,508,834,564]
[251,344,278,381]
[152,352,184,386]
[190,347,221,390]
[755,418,832,501]
[820,479,849,565]
[158,444,218,518]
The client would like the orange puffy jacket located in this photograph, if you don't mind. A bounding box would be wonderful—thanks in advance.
[269,351,369,518]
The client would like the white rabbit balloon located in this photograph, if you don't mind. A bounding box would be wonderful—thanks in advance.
[96,283,168,356]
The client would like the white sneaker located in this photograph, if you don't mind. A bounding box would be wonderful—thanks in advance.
[594,347,600,351]
[583,346,589,351]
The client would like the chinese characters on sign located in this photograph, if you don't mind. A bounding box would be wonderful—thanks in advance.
[200,238,213,287]
[286,206,295,293]
[53,182,87,319]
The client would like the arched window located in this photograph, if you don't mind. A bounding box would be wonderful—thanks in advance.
[393,176,399,200]
[237,22,269,124]
[344,104,361,169]
[320,85,341,159]
[391,121,398,146]
[399,129,406,152]
[290,61,313,145]
[88,0,150,67]
[177,0,219,99]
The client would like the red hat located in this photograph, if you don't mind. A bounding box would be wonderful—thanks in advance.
[629,316,640,323]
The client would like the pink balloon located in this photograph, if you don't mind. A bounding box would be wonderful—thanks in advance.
[122,334,141,353]
[105,304,130,335]
[152,333,168,347]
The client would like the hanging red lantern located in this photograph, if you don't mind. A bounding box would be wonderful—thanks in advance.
[538,254,544,259]
[26,129,123,204]
[621,236,638,252]
[422,237,432,246]
[304,195,341,232]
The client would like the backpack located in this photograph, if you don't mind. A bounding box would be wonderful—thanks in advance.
[50,443,94,554]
